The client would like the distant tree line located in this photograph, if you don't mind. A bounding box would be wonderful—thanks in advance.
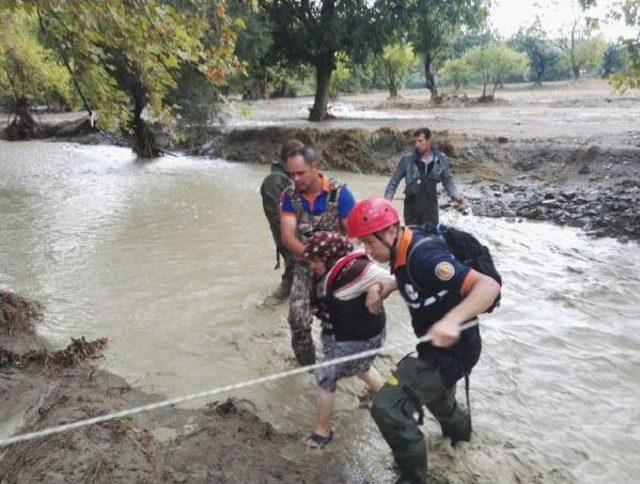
[0,0,638,155]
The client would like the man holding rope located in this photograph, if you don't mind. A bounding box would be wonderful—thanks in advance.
[346,197,500,484]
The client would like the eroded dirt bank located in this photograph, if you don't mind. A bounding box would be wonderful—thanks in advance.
[0,291,330,483]
[195,126,640,241]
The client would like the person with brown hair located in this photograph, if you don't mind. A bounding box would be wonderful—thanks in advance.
[384,128,464,231]
[279,147,357,365]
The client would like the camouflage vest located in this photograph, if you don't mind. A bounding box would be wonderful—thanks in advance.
[285,178,345,242]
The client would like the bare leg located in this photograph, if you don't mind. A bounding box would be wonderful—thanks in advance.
[357,367,384,392]
[305,388,335,446]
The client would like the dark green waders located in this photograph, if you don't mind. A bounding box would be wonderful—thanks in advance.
[261,167,294,299]
[370,357,471,484]
[403,175,439,231]
[271,243,294,299]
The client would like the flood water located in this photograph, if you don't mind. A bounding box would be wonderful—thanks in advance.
[1,140,639,482]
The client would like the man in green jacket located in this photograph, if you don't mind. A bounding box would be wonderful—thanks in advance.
[260,140,304,301]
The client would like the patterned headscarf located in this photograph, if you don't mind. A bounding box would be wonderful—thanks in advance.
[303,231,353,268]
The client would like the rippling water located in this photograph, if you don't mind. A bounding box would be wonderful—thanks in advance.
[1,140,639,482]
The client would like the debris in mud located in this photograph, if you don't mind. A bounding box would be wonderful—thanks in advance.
[0,291,49,356]
[1,336,108,371]
[208,397,258,416]
[0,291,43,335]
[191,126,462,174]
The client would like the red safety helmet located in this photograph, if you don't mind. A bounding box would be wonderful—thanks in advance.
[347,197,400,238]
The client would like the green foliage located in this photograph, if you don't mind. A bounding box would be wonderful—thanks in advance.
[463,44,529,97]
[602,43,630,77]
[377,42,418,98]
[610,0,640,91]
[449,28,498,58]
[3,0,240,143]
[575,0,638,90]
[438,57,473,90]
[509,18,566,84]
[268,62,314,98]
[404,0,488,98]
[404,65,425,89]
[262,0,403,120]
[345,61,377,93]
[329,53,352,99]
[165,63,223,145]
[0,10,74,108]
[572,35,607,75]
[228,0,274,99]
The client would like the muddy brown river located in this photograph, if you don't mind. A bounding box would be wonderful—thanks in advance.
[1,140,639,482]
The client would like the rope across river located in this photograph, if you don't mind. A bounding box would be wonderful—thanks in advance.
[0,321,479,448]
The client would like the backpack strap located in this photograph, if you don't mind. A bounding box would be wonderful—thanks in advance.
[405,235,443,292]
[464,373,472,431]
[288,189,305,219]
[326,182,342,210]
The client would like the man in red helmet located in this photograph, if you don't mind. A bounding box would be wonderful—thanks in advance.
[346,197,500,484]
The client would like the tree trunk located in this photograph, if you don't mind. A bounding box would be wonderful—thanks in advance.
[387,64,398,99]
[129,99,161,158]
[2,96,96,141]
[491,80,499,97]
[424,56,438,100]
[570,22,579,80]
[259,76,267,100]
[389,82,399,99]
[309,59,334,122]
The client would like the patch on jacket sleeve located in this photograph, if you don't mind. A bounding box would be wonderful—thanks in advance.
[435,261,455,281]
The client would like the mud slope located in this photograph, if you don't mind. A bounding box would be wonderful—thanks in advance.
[0,291,335,484]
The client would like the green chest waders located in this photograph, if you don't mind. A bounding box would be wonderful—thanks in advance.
[403,175,439,231]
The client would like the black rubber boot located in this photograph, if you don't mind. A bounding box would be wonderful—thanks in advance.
[393,444,428,484]
[440,414,471,447]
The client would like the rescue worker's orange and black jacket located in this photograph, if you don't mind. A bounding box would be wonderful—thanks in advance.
[392,227,482,386]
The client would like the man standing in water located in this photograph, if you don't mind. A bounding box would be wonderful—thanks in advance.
[260,139,304,303]
[280,146,357,365]
[384,128,464,230]
[347,197,500,484]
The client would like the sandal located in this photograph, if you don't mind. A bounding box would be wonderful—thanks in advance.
[305,430,334,449]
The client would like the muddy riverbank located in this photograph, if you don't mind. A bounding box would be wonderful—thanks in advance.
[2,109,638,241]
[194,126,640,241]
[0,291,332,483]
[3,80,638,241]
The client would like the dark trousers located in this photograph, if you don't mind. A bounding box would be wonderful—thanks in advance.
[403,176,439,231]
[371,357,470,484]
